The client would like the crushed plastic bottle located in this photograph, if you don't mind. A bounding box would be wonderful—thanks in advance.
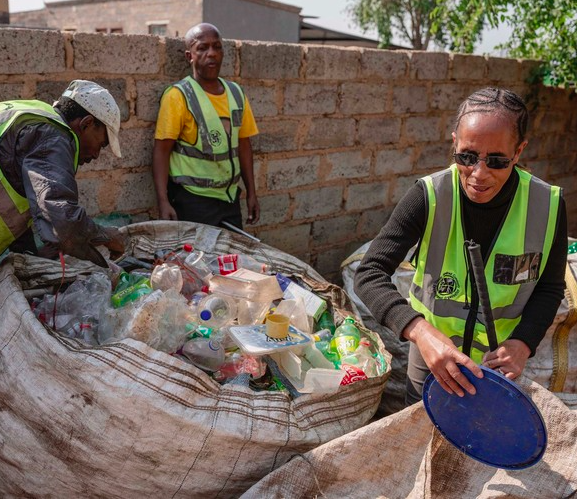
[181,337,225,372]
[340,339,378,378]
[197,293,237,329]
[210,254,271,275]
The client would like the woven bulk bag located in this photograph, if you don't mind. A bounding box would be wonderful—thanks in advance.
[0,221,391,498]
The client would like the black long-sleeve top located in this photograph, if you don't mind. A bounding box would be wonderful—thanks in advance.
[354,168,567,356]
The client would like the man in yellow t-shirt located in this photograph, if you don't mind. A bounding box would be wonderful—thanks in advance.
[153,23,259,229]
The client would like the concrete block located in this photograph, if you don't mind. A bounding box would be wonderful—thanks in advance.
[259,223,312,256]
[518,59,542,85]
[392,85,428,114]
[37,78,130,122]
[451,53,486,80]
[305,46,359,81]
[357,117,401,145]
[0,83,24,101]
[391,174,422,204]
[76,177,103,217]
[73,33,160,74]
[243,83,277,118]
[346,182,389,211]
[304,118,356,150]
[86,127,154,171]
[416,142,451,169]
[283,83,338,115]
[240,41,301,80]
[430,83,470,111]
[251,119,298,153]
[0,29,65,74]
[312,215,360,246]
[360,49,409,80]
[340,82,386,115]
[375,147,414,176]
[410,52,449,80]
[326,150,371,180]
[358,206,395,238]
[115,171,156,211]
[267,155,320,190]
[136,79,173,122]
[314,245,356,283]
[405,116,442,143]
[486,56,519,83]
[293,186,343,219]
[248,193,290,227]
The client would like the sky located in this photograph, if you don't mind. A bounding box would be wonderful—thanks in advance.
[9,0,510,55]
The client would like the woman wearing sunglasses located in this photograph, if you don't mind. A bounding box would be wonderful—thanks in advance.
[355,87,567,405]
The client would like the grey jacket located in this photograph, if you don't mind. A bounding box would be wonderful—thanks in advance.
[0,111,111,266]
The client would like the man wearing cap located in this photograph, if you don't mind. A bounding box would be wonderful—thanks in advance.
[153,23,260,229]
[0,79,126,267]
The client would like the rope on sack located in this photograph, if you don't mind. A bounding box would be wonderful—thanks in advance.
[549,262,577,392]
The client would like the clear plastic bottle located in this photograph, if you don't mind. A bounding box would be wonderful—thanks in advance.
[181,337,225,372]
[316,310,336,334]
[340,339,378,377]
[165,244,205,299]
[330,316,361,358]
[197,293,237,329]
[209,254,271,275]
[184,248,213,283]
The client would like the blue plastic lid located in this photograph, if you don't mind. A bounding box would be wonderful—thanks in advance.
[423,365,547,470]
[199,309,212,321]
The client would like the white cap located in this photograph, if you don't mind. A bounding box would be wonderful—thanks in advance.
[61,80,122,158]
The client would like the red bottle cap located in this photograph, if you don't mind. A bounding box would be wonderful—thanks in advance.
[183,244,193,252]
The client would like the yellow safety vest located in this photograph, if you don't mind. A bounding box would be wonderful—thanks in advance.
[0,100,79,253]
[409,165,561,362]
[168,76,244,203]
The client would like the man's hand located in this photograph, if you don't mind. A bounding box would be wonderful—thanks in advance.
[403,317,483,396]
[245,194,260,225]
[482,339,531,379]
[158,199,178,221]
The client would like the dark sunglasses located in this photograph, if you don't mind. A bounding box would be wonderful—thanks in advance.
[453,152,514,170]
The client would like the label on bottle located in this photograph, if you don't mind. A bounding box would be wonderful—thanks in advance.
[340,364,368,385]
[215,255,240,275]
[332,335,359,357]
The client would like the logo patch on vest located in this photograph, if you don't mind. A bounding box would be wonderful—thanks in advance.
[209,129,223,147]
[434,272,460,299]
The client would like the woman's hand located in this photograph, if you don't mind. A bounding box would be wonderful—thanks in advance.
[482,339,531,379]
[403,317,483,396]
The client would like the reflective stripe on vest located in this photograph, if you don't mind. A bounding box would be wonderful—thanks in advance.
[168,76,244,202]
[409,165,560,363]
[0,100,79,252]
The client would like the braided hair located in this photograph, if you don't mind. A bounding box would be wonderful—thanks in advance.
[454,88,529,146]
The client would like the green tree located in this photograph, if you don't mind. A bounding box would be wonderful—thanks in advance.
[498,0,577,88]
[347,0,486,52]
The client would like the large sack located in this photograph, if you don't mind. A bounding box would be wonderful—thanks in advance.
[242,376,577,499]
[0,221,391,498]
[343,241,577,415]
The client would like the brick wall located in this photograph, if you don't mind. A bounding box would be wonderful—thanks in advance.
[1,28,576,282]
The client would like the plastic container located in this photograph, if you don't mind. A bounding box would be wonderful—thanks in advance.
[181,337,225,372]
[184,249,213,283]
[330,316,361,358]
[150,263,183,292]
[275,273,327,321]
[210,254,271,275]
[340,339,378,377]
[197,294,237,329]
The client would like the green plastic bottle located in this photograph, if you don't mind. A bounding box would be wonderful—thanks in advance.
[330,316,361,358]
[316,310,336,334]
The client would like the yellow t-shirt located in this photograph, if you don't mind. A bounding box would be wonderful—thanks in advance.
[154,85,259,143]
